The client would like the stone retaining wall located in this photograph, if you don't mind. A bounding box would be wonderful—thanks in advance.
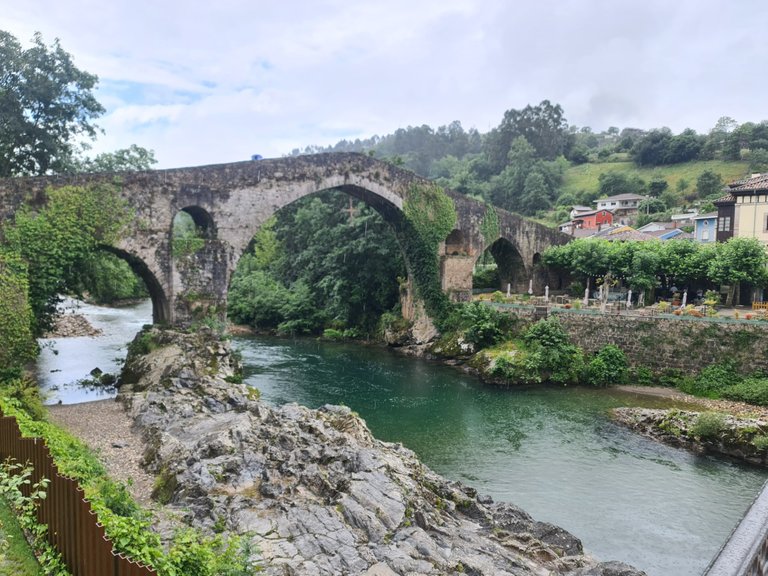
[551,311,768,375]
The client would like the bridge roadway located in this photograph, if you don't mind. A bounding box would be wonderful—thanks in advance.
[0,153,568,326]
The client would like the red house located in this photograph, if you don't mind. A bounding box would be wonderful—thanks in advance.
[572,209,613,230]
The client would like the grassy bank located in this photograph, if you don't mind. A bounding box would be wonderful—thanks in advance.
[0,497,42,576]
[561,159,750,197]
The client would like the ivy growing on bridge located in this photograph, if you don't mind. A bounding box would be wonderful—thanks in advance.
[400,183,457,326]
[480,205,500,247]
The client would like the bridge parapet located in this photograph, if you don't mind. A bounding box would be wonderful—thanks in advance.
[705,480,768,576]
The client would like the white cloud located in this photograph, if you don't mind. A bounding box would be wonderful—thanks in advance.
[4,0,768,167]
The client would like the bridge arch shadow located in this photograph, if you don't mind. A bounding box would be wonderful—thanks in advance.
[475,237,529,294]
[99,246,170,324]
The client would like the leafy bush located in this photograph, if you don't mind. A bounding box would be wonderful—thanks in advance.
[722,378,768,406]
[322,328,344,341]
[228,270,289,328]
[679,361,741,398]
[460,302,515,349]
[586,345,628,387]
[629,366,655,387]
[691,412,727,439]
[472,266,499,290]
[489,350,542,385]
[521,318,584,384]
[752,434,768,451]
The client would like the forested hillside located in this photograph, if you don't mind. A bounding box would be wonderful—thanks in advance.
[292,104,763,227]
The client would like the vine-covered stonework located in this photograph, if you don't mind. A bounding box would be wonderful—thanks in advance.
[401,183,458,325]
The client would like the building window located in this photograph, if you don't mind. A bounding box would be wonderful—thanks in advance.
[718,217,731,232]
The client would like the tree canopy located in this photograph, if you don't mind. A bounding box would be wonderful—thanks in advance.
[0,31,104,176]
[543,238,768,296]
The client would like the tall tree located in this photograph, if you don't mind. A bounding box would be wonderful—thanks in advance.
[72,144,157,172]
[0,31,104,176]
[485,100,570,171]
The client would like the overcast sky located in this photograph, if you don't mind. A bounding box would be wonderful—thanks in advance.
[4,0,768,169]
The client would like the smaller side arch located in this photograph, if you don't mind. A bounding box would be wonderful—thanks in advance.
[443,229,467,256]
[100,246,170,324]
[477,237,529,294]
[175,205,216,239]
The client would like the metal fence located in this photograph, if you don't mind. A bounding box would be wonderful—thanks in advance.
[0,414,157,576]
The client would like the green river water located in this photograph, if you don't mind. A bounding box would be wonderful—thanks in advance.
[236,335,768,576]
[35,300,768,576]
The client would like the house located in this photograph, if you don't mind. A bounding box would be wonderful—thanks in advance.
[713,193,735,242]
[645,228,693,241]
[692,212,718,243]
[572,209,614,230]
[670,210,698,227]
[559,208,613,234]
[569,205,593,219]
[591,225,657,242]
[715,173,768,244]
[593,193,648,223]
[637,221,676,233]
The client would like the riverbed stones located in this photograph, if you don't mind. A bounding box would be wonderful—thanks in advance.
[118,326,646,575]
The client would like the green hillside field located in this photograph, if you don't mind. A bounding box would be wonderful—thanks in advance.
[562,159,751,197]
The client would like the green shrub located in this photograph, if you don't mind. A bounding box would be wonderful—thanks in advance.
[521,317,584,384]
[752,434,768,451]
[490,291,505,303]
[586,345,628,387]
[489,350,542,385]
[472,266,499,290]
[459,302,515,349]
[679,361,741,398]
[321,328,344,341]
[722,378,768,406]
[630,366,655,387]
[691,412,727,439]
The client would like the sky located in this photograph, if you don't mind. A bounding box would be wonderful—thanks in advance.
[3,0,768,169]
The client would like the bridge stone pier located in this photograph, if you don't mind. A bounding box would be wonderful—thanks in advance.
[0,153,569,326]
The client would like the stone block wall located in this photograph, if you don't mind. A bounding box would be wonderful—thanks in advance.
[550,311,768,375]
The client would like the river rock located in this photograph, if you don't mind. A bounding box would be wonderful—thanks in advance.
[613,407,768,466]
[43,312,102,338]
[118,326,646,576]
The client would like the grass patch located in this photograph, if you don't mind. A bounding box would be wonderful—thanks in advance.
[561,159,749,198]
[0,497,42,576]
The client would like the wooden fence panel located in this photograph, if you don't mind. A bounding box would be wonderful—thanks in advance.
[0,410,158,576]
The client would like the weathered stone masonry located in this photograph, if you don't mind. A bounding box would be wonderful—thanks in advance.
[553,312,768,375]
[0,153,569,326]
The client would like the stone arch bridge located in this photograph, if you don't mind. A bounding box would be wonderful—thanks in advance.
[0,153,569,326]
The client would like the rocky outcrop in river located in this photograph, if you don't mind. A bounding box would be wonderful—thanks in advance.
[118,327,645,576]
[613,407,768,467]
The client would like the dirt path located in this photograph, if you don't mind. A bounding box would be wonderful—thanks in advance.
[46,399,156,507]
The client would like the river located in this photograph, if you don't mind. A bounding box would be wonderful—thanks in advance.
[36,300,768,576]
